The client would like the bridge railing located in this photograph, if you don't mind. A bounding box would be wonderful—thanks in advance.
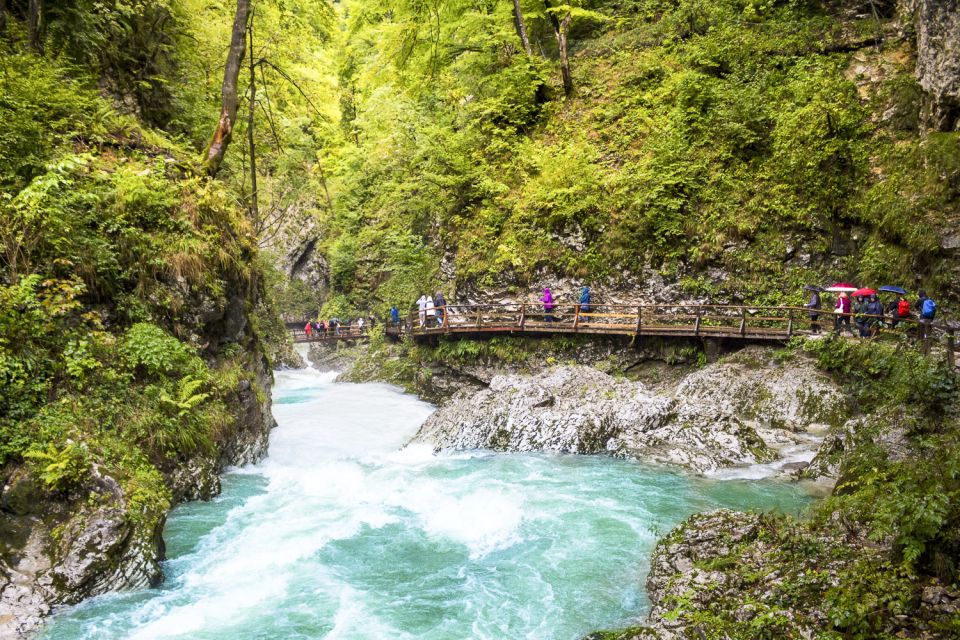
[392,302,953,345]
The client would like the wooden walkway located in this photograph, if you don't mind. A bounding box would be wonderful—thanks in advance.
[286,322,369,344]
[381,303,957,365]
[285,304,956,366]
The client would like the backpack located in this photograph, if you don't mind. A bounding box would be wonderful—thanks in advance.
[921,298,936,319]
[897,299,910,317]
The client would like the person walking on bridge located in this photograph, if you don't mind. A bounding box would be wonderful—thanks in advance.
[917,290,936,339]
[833,292,853,336]
[391,305,400,327]
[417,294,428,328]
[304,321,313,338]
[540,287,555,323]
[435,291,447,328]
[426,296,436,327]
[579,287,591,315]
[866,294,884,338]
[804,289,821,334]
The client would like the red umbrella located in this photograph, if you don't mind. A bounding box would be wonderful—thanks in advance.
[852,288,876,297]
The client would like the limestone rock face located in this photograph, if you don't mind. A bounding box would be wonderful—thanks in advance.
[913,0,960,131]
[0,341,276,637]
[0,467,165,637]
[412,349,845,474]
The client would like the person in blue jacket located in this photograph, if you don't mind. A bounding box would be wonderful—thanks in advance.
[390,305,400,327]
[579,287,591,315]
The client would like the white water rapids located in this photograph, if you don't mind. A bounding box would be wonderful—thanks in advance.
[44,361,811,639]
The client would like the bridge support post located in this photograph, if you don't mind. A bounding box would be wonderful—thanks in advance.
[519,303,526,329]
[702,337,723,363]
[740,308,746,337]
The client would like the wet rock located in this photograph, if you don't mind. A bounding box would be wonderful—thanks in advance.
[413,349,844,473]
[911,0,960,131]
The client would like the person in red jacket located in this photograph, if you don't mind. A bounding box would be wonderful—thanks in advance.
[832,292,854,336]
[304,321,313,338]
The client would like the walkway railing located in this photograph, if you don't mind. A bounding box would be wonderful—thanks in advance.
[382,302,957,366]
[289,327,369,343]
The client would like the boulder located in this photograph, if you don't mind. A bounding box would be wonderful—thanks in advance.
[412,349,845,473]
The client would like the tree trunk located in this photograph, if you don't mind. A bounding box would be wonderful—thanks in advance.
[203,0,252,177]
[27,0,42,53]
[0,0,7,34]
[557,12,572,95]
[247,15,259,225]
[511,0,533,56]
[544,1,573,96]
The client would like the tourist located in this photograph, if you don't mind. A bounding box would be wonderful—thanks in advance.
[804,289,821,334]
[866,294,884,338]
[320,319,328,336]
[435,291,447,328]
[853,295,869,338]
[426,295,436,327]
[541,287,554,323]
[917,290,936,339]
[833,292,853,336]
[417,294,428,327]
[579,287,591,315]
[304,321,312,338]
[357,317,365,333]
[391,305,400,327]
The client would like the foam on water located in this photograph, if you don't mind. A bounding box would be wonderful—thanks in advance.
[44,362,813,640]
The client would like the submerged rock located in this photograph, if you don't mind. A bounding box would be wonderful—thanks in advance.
[412,349,845,474]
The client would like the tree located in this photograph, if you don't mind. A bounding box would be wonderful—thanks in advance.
[512,0,533,56]
[27,0,42,53]
[537,1,604,98]
[203,0,252,177]
[543,1,572,95]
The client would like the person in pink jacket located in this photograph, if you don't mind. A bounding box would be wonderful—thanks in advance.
[833,292,853,336]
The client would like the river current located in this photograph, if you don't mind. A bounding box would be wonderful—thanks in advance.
[44,362,811,640]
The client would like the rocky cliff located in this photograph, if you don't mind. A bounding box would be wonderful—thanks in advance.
[906,0,960,131]
[0,289,277,636]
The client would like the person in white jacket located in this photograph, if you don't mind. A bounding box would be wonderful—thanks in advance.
[417,294,428,327]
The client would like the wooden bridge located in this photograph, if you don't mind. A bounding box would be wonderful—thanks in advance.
[287,304,957,366]
[286,322,369,344]
[381,302,957,366]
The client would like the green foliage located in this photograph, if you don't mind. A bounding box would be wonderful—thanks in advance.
[23,440,91,492]
[802,337,958,418]
[120,323,198,379]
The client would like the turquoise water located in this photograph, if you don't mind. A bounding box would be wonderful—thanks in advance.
[43,366,812,640]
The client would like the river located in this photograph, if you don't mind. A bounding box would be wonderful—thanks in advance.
[43,362,812,639]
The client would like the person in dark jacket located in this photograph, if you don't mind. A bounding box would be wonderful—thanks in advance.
[805,290,822,333]
[866,294,884,338]
[853,295,870,338]
[434,292,447,327]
